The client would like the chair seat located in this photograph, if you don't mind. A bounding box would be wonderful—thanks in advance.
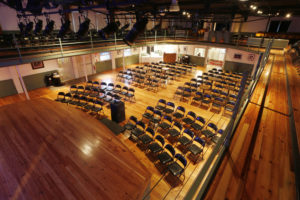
[155,105,165,110]
[121,91,128,95]
[148,142,163,153]
[212,103,221,108]
[202,100,211,104]
[178,136,192,146]
[212,135,220,144]
[164,108,173,114]
[182,118,194,124]
[113,89,121,93]
[139,134,153,144]
[168,162,184,176]
[84,105,93,110]
[131,128,144,137]
[124,123,135,130]
[158,152,173,164]
[191,123,203,131]
[91,107,102,112]
[168,129,180,137]
[225,106,234,112]
[126,93,134,97]
[192,97,202,101]
[159,122,171,130]
[188,144,203,155]
[151,117,161,124]
[173,113,183,119]
[202,130,215,138]
[143,113,152,119]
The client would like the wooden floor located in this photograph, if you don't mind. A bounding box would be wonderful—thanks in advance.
[0,64,230,200]
[0,98,151,200]
[1,52,298,199]
[205,53,297,199]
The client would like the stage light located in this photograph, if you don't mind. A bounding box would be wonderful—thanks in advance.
[25,21,34,36]
[182,11,186,15]
[57,19,71,38]
[98,21,120,40]
[18,21,26,35]
[257,10,263,14]
[285,13,291,18]
[43,20,55,36]
[34,19,43,35]
[77,18,90,38]
[276,12,280,16]
[123,17,148,46]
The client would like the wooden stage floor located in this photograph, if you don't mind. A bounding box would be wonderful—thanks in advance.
[0,98,150,200]
[0,53,298,199]
[0,64,229,199]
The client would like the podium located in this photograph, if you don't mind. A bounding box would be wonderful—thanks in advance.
[110,100,125,123]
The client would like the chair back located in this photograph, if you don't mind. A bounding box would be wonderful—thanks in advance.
[129,116,138,124]
[174,154,187,169]
[173,121,183,132]
[207,123,218,132]
[154,135,165,147]
[196,116,205,125]
[194,137,205,148]
[136,121,146,130]
[186,111,196,120]
[165,144,175,157]
[163,115,172,124]
[145,127,155,137]
[183,128,194,139]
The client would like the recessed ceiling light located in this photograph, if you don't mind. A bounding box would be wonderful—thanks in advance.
[183,11,186,15]
[276,12,280,16]
[257,10,263,14]
[286,13,291,18]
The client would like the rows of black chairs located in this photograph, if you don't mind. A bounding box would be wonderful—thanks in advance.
[55,91,105,116]
[70,81,136,103]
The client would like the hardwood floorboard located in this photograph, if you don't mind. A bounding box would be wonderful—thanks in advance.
[205,53,296,200]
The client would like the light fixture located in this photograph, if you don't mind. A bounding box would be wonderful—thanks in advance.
[257,10,263,14]
[98,21,120,40]
[285,13,291,18]
[43,19,55,36]
[169,0,180,12]
[276,12,280,16]
[239,0,248,1]
[57,19,71,38]
[187,14,191,18]
[123,17,148,46]
[251,5,257,10]
[77,17,90,38]
[25,21,34,36]
[182,11,186,15]
[34,19,43,35]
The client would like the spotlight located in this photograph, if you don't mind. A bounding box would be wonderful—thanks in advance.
[18,21,26,35]
[57,19,71,38]
[285,13,291,18]
[257,10,263,14]
[34,19,43,35]
[251,5,257,10]
[43,20,55,36]
[98,21,120,40]
[123,17,148,46]
[77,18,90,38]
[25,21,34,36]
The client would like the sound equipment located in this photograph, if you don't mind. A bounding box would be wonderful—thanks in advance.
[110,100,125,123]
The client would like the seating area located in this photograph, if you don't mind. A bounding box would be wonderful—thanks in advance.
[55,80,137,117]
[174,68,244,114]
[122,99,225,183]
[116,62,196,92]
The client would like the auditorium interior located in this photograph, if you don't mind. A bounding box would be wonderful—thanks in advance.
[0,0,299,199]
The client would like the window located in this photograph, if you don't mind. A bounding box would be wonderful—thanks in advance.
[268,20,291,33]
[278,21,291,32]
[194,48,205,57]
[124,49,132,57]
[100,52,111,61]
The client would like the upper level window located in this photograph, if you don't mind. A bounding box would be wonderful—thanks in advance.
[100,52,111,61]
[124,49,132,57]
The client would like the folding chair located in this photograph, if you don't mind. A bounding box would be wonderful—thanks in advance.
[173,106,186,121]
[167,154,187,180]
[155,99,167,111]
[148,135,165,154]
[130,121,146,139]
[138,127,155,145]
[163,102,175,115]
[202,122,218,141]
[182,111,196,126]
[157,144,175,165]
[188,137,205,163]
[123,116,138,131]
[55,92,65,102]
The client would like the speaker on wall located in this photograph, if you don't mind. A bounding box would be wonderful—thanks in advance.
[110,100,125,123]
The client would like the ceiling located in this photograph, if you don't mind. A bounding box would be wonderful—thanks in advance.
[1,0,300,19]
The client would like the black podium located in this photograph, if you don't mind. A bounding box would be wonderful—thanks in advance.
[110,100,125,123]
